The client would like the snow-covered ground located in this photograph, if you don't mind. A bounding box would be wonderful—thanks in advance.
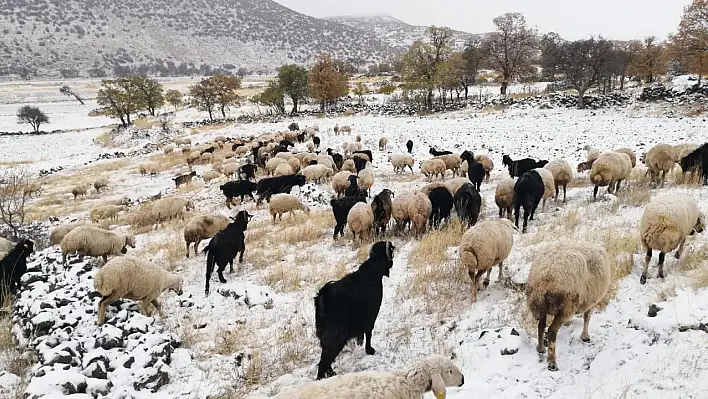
[1,95,708,399]
[0,100,114,132]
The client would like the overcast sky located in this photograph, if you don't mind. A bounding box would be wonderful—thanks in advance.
[273,0,690,40]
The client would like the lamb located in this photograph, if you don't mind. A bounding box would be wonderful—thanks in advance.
[378,136,388,151]
[526,241,611,371]
[371,189,394,237]
[340,159,357,173]
[313,241,395,379]
[72,185,88,200]
[358,166,375,197]
[428,186,454,229]
[331,171,355,198]
[183,214,230,257]
[90,205,128,222]
[347,202,374,243]
[679,143,708,185]
[429,147,453,156]
[475,154,494,183]
[454,183,482,227]
[434,154,462,177]
[639,194,705,284]
[269,193,310,223]
[220,180,257,208]
[0,239,34,295]
[301,165,332,184]
[391,192,413,234]
[495,178,516,219]
[514,170,545,233]
[459,218,516,302]
[543,160,573,203]
[163,144,175,155]
[255,174,307,205]
[502,155,548,178]
[93,177,109,193]
[203,210,252,295]
[407,192,433,238]
[274,163,294,177]
[420,159,447,181]
[202,170,222,184]
[460,151,485,191]
[274,355,463,398]
[152,196,195,228]
[93,256,183,325]
[590,151,632,198]
[644,143,675,187]
[173,171,197,188]
[389,154,414,174]
[60,226,135,264]
[534,167,555,209]
[331,196,367,239]
[406,140,413,154]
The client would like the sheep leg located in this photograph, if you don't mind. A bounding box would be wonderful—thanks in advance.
[316,336,346,379]
[226,197,232,209]
[217,263,227,283]
[546,314,566,371]
[660,171,666,187]
[498,262,505,282]
[499,207,503,219]
[272,214,277,224]
[364,331,375,355]
[485,172,490,183]
[102,254,108,264]
[580,310,592,342]
[641,248,652,285]
[468,269,478,302]
[657,252,666,279]
[554,186,559,201]
[185,242,191,258]
[563,185,567,203]
[97,295,116,325]
[675,238,687,259]
[593,185,599,199]
[483,269,492,288]
[536,314,547,354]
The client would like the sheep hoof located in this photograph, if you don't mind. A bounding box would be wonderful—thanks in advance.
[581,336,591,343]
[547,362,558,372]
[674,252,681,259]
[657,271,665,279]
[640,275,647,285]
[482,279,490,288]
[365,347,376,355]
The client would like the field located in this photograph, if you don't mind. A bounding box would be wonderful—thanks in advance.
[0,82,707,399]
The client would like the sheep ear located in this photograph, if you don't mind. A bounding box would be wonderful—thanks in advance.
[431,373,446,399]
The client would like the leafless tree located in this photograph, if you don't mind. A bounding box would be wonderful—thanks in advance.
[0,168,30,240]
[59,85,85,105]
[482,13,538,95]
[554,37,613,109]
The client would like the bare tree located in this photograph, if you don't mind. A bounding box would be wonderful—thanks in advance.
[59,85,85,105]
[0,168,30,240]
[555,37,612,109]
[482,13,538,95]
[16,106,49,133]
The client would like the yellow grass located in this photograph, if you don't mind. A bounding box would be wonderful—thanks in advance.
[133,229,187,271]
[197,122,236,131]
[134,118,159,129]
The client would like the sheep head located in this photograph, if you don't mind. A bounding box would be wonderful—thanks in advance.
[691,213,706,235]
[368,241,395,276]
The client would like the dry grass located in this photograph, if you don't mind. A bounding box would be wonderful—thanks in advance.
[133,228,186,271]
[0,313,32,396]
[212,323,253,356]
[150,153,189,173]
[123,202,157,233]
[0,159,41,167]
[239,350,264,388]
[262,262,303,292]
[617,183,651,207]
[197,122,236,131]
[672,169,705,186]
[134,118,159,129]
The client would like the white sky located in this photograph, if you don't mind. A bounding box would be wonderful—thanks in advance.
[273,0,691,40]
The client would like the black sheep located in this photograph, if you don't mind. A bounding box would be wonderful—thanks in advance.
[314,241,395,379]
[503,155,548,178]
[203,211,252,295]
[429,147,452,157]
[231,142,244,152]
[344,175,367,198]
[353,157,368,173]
[513,170,545,233]
[327,149,344,170]
[406,140,413,154]
[0,239,34,298]
[454,183,482,227]
[288,122,299,131]
[330,196,367,239]
[679,143,708,185]
[238,163,258,181]
[220,180,257,208]
[280,139,294,149]
[296,132,306,143]
[255,174,307,205]
[202,146,216,154]
[460,151,485,191]
[173,171,197,188]
[313,136,321,149]
[353,150,373,164]
[428,186,454,229]
[371,189,394,237]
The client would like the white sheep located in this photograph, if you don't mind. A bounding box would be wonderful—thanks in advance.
[0,236,15,259]
[391,192,413,234]
[152,197,195,228]
[459,218,516,302]
[90,205,128,222]
[526,241,611,371]
[584,145,600,166]
[589,151,631,198]
[273,355,464,399]
[23,182,42,198]
[419,182,447,196]
[614,147,637,168]
[266,158,287,176]
[347,202,374,243]
[269,194,310,223]
[644,143,675,187]
[50,223,89,246]
[302,164,334,184]
[340,125,352,134]
[434,154,462,177]
[639,194,705,284]
[183,214,229,257]
[72,185,88,200]
[407,192,432,238]
[676,144,699,163]
[358,166,375,197]
[222,151,236,159]
[214,135,226,143]
[543,160,573,203]
[534,167,555,209]
[221,163,240,180]
[94,256,183,325]
[139,162,160,176]
[274,163,294,177]
[460,160,468,177]
[200,152,213,163]
[420,159,447,181]
[331,171,355,198]
[378,136,388,151]
[60,226,136,264]
[342,142,361,155]
[276,152,294,160]
[181,144,192,154]
[389,154,414,174]
[288,157,302,174]
[444,177,471,197]
[495,178,515,219]
[475,154,494,182]
[98,196,132,207]
[202,170,222,184]
[340,159,357,173]
[163,144,175,155]
[355,134,361,142]
[306,141,315,153]
[317,154,335,169]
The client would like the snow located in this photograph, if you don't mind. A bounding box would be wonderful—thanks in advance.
[0,101,114,132]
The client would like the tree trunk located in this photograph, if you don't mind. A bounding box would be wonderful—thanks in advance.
[126,113,132,125]
[72,93,85,105]
[500,81,509,96]
[119,114,126,127]
[149,106,155,116]
[207,107,213,121]
[320,100,325,112]
[427,90,433,109]
[698,75,703,86]
[220,105,226,119]
[291,98,298,115]
[620,74,626,91]
[464,86,469,100]
[577,89,586,109]
[31,122,39,133]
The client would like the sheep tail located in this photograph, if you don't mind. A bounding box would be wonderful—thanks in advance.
[529,289,564,319]
[314,283,332,341]
[94,273,106,295]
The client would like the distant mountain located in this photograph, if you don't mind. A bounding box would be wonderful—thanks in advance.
[0,0,393,78]
[325,14,485,51]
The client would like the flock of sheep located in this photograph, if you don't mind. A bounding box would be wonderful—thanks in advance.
[1,119,707,397]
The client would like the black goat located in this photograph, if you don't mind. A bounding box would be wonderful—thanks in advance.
[202,146,216,154]
[238,163,258,181]
[454,183,482,227]
[309,160,319,166]
[344,175,367,198]
[406,140,413,154]
[296,132,306,143]
[514,170,545,233]
[330,196,367,239]
[503,155,548,178]
[353,150,373,163]
[280,139,295,149]
[220,180,257,208]
[173,171,197,188]
[371,189,394,237]
[327,149,344,170]
[313,136,321,149]
[429,147,453,157]
[460,151,485,191]
[314,241,395,379]
[255,174,307,205]
[0,239,34,298]
[353,157,368,173]
[428,187,454,229]
[680,143,708,185]
[288,122,299,131]
[231,142,244,152]
[203,211,252,295]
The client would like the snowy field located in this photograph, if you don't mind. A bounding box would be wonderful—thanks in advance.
[0,100,114,132]
[1,98,708,399]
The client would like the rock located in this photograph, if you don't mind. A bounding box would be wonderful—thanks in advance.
[647,304,662,317]
[133,362,170,392]
[95,325,124,350]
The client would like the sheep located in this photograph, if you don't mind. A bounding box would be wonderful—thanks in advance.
[317,154,335,170]
[331,196,367,239]
[276,152,294,160]
[429,147,453,156]
[94,256,183,325]
[502,155,548,178]
[644,143,675,187]
[173,171,197,188]
[200,152,213,163]
[419,182,448,196]
[590,151,631,198]
[266,157,288,176]
[90,205,127,222]
[274,163,294,177]
[202,170,222,184]
[331,171,355,198]
[460,151,485,191]
[614,147,637,168]
[495,178,515,219]
[434,153,462,177]
[238,163,258,181]
[163,144,175,155]
[60,226,135,264]
[514,170,545,233]
[355,134,361,142]
[389,154,414,174]
[152,197,195,228]
[220,180,257,208]
[677,143,699,163]
[445,177,471,197]
[353,157,368,173]
[340,125,352,134]
[459,218,516,302]
[326,148,344,170]
[407,192,432,238]
[391,192,413,234]
[50,223,91,246]
[184,214,229,257]
[98,196,132,207]
[347,202,374,243]
[302,164,333,184]
[534,167,555,209]
[314,241,395,379]
[342,142,361,155]
[454,183,482,227]
[544,160,573,203]
[306,141,315,152]
[406,140,413,154]
[371,189,394,237]
[313,136,321,149]
[256,175,307,205]
[340,159,356,173]
[679,143,708,184]
[378,136,388,151]
[0,236,15,257]
[275,355,463,398]
[428,186,454,229]
[639,194,705,284]
[22,182,42,198]
[72,185,88,200]
[333,124,340,135]
[358,166,375,197]
[181,144,192,154]
[269,193,310,223]
[344,175,368,198]
[203,210,253,295]
[475,154,494,183]
[420,159,447,181]
[288,157,302,174]
[221,163,240,180]
[526,241,611,371]
[0,239,33,295]
[584,145,600,169]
